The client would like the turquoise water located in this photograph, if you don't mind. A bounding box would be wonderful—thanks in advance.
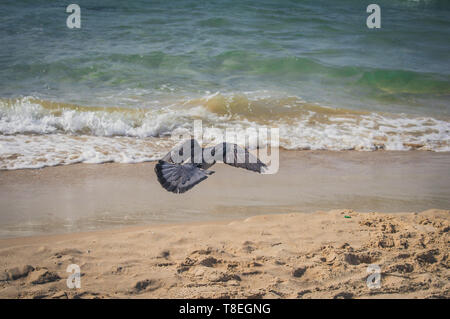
[0,0,450,169]
[2,0,449,113]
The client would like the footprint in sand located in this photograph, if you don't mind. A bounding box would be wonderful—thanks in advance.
[132,279,162,294]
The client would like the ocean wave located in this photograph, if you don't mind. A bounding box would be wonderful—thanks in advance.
[8,51,450,97]
[0,94,449,169]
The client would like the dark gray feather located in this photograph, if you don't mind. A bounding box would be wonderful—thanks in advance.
[212,142,267,173]
[154,160,212,194]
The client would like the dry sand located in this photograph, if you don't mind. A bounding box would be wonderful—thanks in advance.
[0,208,448,299]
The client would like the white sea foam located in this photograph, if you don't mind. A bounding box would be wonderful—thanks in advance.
[0,96,449,170]
[0,134,174,170]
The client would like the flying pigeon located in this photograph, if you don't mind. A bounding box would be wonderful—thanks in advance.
[155,139,267,193]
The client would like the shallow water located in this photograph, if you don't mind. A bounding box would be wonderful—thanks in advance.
[0,0,449,168]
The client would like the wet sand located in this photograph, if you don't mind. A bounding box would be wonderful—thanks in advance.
[0,150,449,238]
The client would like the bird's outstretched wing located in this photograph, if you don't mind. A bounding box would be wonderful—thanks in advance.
[160,138,202,164]
[208,142,267,173]
[154,160,213,194]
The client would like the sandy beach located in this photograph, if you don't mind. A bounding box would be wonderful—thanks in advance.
[0,151,449,299]
[1,0,449,302]
[0,208,448,299]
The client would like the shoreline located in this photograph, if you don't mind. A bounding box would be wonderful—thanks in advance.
[2,148,450,172]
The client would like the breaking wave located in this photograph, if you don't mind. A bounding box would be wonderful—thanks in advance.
[0,94,449,169]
